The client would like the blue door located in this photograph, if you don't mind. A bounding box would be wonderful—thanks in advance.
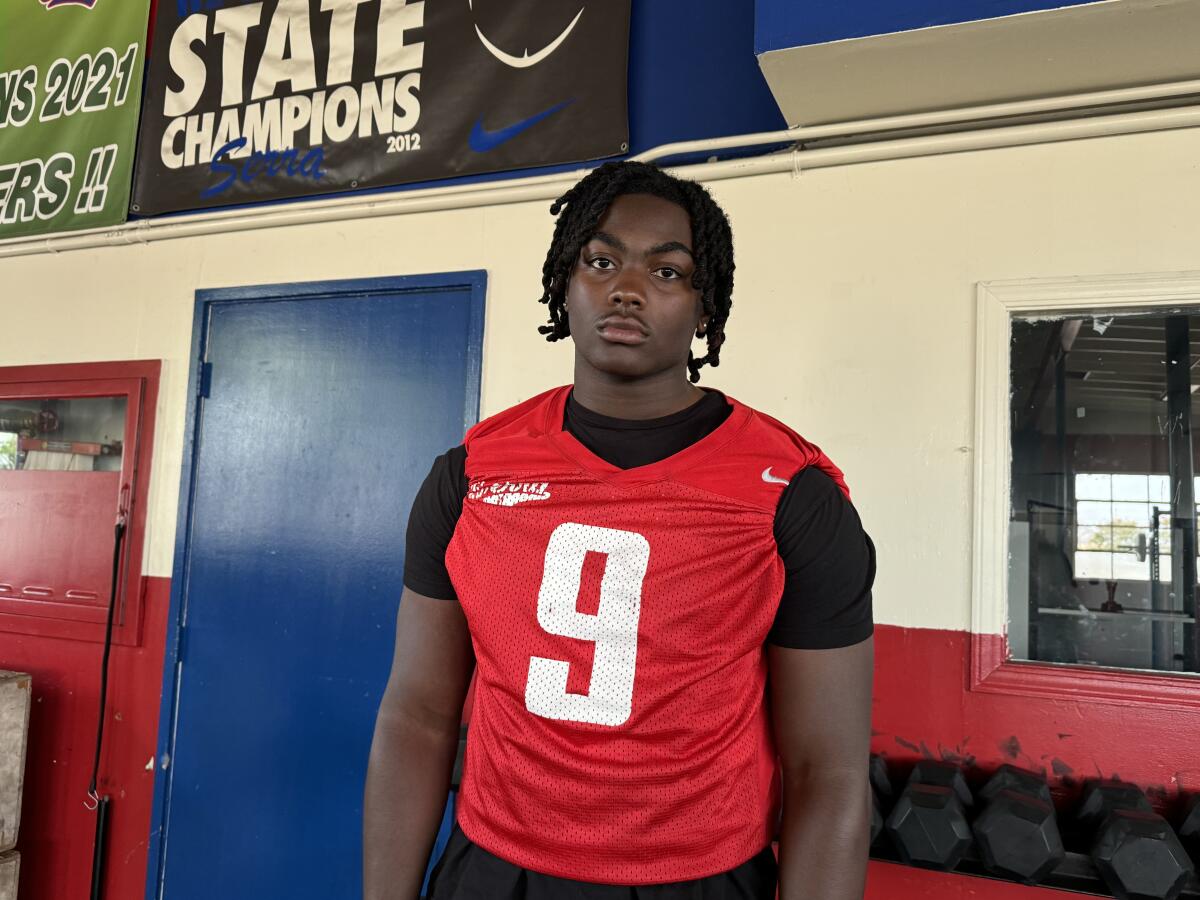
[150,273,485,900]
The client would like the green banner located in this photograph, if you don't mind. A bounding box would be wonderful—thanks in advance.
[0,0,150,240]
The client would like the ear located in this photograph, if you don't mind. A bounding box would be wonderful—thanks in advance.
[696,313,711,338]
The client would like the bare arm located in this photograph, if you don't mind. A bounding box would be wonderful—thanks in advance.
[363,588,475,900]
[769,636,874,900]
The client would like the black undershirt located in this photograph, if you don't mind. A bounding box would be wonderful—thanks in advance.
[403,389,874,649]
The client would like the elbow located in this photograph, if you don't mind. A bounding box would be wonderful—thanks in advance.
[374,684,464,743]
[780,759,869,795]
[779,763,872,837]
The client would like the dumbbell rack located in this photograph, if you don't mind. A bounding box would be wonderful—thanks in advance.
[871,758,1200,899]
[870,839,1200,897]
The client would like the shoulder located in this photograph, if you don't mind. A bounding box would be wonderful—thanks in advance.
[411,445,467,525]
[781,466,844,507]
[773,467,858,542]
[665,397,849,514]
[427,444,467,488]
[726,397,851,500]
[463,386,568,448]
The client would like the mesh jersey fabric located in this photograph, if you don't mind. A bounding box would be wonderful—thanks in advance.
[443,385,850,884]
[403,390,876,649]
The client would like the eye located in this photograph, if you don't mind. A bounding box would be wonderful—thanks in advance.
[586,256,615,270]
[654,266,682,280]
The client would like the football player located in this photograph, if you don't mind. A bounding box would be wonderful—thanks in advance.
[364,160,876,900]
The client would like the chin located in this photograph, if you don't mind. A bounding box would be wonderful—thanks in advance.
[595,358,654,380]
[580,344,684,382]
[574,342,639,374]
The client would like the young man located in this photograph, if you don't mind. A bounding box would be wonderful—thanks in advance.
[364,161,876,900]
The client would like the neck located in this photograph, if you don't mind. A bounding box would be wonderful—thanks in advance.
[571,362,703,420]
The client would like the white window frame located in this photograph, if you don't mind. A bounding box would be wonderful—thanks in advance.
[971,270,1200,706]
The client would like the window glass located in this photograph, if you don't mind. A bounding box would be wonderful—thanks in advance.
[0,397,126,472]
[1009,312,1199,675]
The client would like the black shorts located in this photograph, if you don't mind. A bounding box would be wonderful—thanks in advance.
[427,823,779,900]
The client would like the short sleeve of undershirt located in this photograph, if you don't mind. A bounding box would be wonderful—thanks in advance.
[403,445,468,601]
[767,467,876,649]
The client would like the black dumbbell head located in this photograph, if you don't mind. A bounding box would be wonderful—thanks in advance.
[451,724,467,789]
[1079,781,1153,832]
[1180,796,1200,846]
[871,792,883,846]
[870,755,893,805]
[980,765,1053,805]
[908,760,974,809]
[973,789,1065,885]
[886,783,973,870]
[1092,810,1195,900]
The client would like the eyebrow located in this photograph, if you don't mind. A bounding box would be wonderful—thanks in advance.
[650,240,694,258]
[590,231,694,258]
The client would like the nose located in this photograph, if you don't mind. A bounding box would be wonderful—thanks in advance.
[608,270,646,309]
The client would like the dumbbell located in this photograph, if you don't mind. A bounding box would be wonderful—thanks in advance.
[971,765,1064,884]
[1077,781,1195,900]
[885,760,973,870]
[868,755,892,847]
[451,724,467,789]
[1181,795,1200,852]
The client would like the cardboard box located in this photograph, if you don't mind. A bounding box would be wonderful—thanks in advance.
[0,673,31,853]
[0,850,18,900]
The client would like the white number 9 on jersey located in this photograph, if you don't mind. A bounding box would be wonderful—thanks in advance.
[525,522,650,727]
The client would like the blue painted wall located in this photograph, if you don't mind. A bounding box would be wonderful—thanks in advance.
[629,0,785,156]
[755,0,1103,54]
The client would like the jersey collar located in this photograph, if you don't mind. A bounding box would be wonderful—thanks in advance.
[543,384,753,488]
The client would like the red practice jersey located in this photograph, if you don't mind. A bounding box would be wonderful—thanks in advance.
[444,385,850,884]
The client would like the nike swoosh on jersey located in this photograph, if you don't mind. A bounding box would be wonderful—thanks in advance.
[469,100,573,153]
[761,467,790,485]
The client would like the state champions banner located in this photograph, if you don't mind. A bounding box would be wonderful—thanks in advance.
[0,0,151,239]
[131,0,631,215]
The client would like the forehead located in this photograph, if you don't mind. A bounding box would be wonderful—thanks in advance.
[591,192,693,246]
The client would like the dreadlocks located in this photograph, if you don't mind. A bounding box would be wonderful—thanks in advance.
[536,160,735,383]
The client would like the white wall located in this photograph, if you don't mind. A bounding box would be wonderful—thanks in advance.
[3,124,1199,632]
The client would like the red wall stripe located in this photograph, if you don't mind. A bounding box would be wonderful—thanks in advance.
[867,859,1087,898]
[872,625,1200,812]
[8,592,1198,898]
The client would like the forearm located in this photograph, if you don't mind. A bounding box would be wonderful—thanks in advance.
[363,706,459,900]
[777,769,871,900]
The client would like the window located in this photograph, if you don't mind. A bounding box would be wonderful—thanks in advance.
[1072,472,1198,583]
[1008,310,1199,675]
[0,397,125,471]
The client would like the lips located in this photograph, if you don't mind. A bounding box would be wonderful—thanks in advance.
[597,316,648,345]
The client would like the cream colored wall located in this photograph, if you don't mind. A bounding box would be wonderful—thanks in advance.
[3,125,1199,630]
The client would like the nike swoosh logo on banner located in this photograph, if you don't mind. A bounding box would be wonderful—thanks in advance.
[470,4,585,68]
[469,100,573,153]
[762,467,790,485]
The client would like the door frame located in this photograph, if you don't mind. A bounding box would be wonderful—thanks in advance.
[145,271,487,900]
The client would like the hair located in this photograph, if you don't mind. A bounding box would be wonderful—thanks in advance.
[536,160,735,383]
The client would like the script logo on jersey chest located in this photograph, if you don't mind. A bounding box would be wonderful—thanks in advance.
[468,479,552,506]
